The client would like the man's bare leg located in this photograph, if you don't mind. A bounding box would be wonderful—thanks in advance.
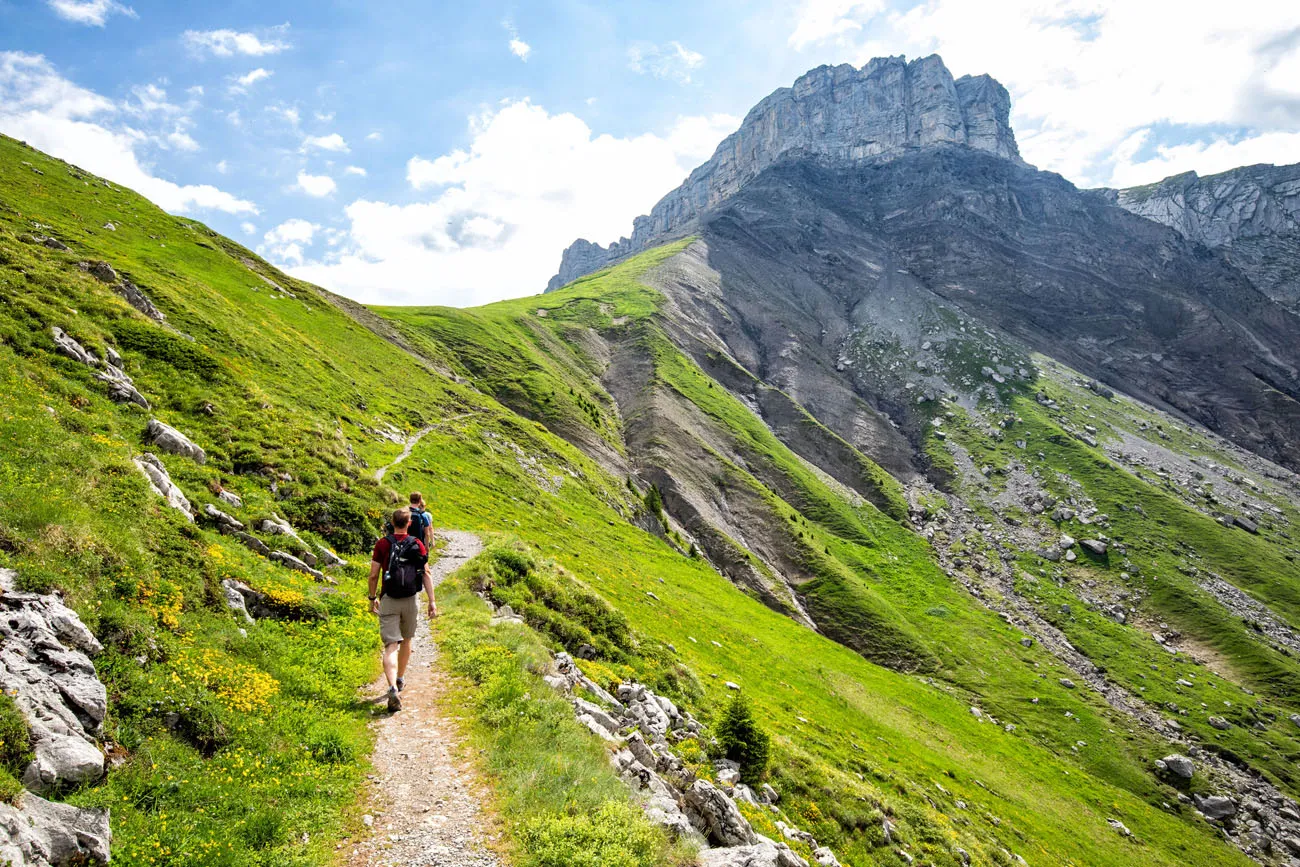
[382,641,400,689]
[397,637,414,681]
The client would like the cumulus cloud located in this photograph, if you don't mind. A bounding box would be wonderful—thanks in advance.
[295,171,336,197]
[344,165,367,176]
[0,52,256,214]
[240,221,256,235]
[627,41,705,85]
[291,100,739,306]
[366,131,383,141]
[788,0,885,50]
[183,26,291,58]
[267,105,300,127]
[46,0,135,26]
[509,37,532,61]
[787,0,1300,187]
[228,68,272,94]
[1107,129,1300,187]
[262,218,319,264]
[301,132,348,153]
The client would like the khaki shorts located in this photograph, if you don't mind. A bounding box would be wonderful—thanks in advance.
[378,594,418,645]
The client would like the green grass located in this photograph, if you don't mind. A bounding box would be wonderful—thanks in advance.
[434,547,694,867]
[0,128,1285,867]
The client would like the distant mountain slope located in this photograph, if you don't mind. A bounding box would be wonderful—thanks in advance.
[1100,164,1300,312]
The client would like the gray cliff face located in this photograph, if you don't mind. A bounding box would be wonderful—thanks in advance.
[547,54,1022,291]
[1102,164,1300,310]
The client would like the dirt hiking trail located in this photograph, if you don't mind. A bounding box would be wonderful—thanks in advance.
[348,531,504,867]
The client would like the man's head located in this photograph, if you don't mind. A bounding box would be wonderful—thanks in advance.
[391,507,411,531]
[409,491,424,509]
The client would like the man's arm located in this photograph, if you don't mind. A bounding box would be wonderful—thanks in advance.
[368,561,381,614]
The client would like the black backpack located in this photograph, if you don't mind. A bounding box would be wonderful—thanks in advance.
[382,535,426,599]
[408,507,431,542]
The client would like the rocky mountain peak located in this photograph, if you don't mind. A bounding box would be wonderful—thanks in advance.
[547,53,1022,291]
[1100,163,1300,310]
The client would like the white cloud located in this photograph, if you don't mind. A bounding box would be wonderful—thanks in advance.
[240,221,256,235]
[263,218,319,264]
[165,126,199,152]
[1108,129,1300,187]
[301,132,348,152]
[183,26,291,57]
[366,131,383,141]
[0,52,256,215]
[504,21,531,61]
[126,83,176,115]
[265,218,318,244]
[344,165,367,176]
[267,104,300,126]
[291,100,739,306]
[295,171,336,196]
[187,85,204,97]
[787,0,1300,187]
[228,68,272,94]
[788,0,885,50]
[46,0,135,26]
[216,159,229,173]
[314,110,335,122]
[627,41,705,84]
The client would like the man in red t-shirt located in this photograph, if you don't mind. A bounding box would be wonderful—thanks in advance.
[369,507,437,712]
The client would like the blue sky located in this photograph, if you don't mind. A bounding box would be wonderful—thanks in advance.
[4,0,1299,306]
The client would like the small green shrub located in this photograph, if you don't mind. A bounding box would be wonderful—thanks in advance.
[111,318,222,378]
[519,801,665,867]
[0,693,32,778]
[715,692,770,783]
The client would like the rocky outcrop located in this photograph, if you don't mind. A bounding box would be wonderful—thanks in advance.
[50,327,149,409]
[699,840,808,867]
[77,260,165,321]
[0,570,107,793]
[0,792,110,866]
[133,453,193,520]
[547,54,1022,290]
[542,651,836,866]
[269,551,329,583]
[145,419,206,464]
[1101,163,1300,310]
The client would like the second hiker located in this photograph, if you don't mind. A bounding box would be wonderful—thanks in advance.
[369,506,438,712]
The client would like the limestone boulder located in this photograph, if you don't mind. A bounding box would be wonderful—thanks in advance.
[145,419,206,464]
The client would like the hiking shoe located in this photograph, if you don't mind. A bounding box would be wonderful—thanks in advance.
[396,677,405,693]
[386,686,402,712]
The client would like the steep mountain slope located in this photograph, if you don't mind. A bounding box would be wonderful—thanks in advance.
[1101,164,1300,312]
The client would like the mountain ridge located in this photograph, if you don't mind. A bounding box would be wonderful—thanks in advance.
[547,54,1022,291]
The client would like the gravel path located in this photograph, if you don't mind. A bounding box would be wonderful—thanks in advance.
[349,531,504,867]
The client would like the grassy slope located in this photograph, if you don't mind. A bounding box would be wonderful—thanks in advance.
[379,254,1255,865]
[934,365,1300,797]
[0,134,652,864]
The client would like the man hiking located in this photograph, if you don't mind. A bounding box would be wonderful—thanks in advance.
[407,491,432,547]
[369,507,438,712]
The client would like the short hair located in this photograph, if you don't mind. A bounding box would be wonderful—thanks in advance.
[409,491,423,505]
[392,507,411,529]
